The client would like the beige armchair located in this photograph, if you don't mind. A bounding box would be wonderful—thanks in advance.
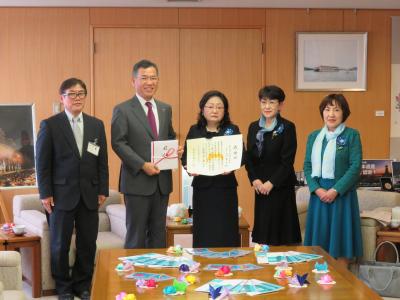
[12,189,124,295]
[0,251,25,300]
[296,186,400,261]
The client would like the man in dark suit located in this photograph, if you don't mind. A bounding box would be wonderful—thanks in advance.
[36,78,109,300]
[112,59,179,249]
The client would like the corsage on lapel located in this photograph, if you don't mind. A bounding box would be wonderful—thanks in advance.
[224,127,234,136]
[336,136,347,150]
[272,123,284,139]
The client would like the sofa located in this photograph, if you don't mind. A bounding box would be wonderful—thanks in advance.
[0,251,25,300]
[12,189,125,295]
[295,186,400,261]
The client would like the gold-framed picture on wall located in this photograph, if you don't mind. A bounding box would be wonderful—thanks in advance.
[0,104,36,188]
[296,32,368,91]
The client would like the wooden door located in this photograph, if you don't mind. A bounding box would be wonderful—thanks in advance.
[93,28,180,201]
[180,28,264,227]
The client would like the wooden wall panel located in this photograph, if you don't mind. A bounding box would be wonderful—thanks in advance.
[180,28,263,227]
[179,8,265,27]
[93,28,181,202]
[90,8,178,26]
[344,10,392,159]
[266,9,346,170]
[0,6,397,230]
[0,8,90,222]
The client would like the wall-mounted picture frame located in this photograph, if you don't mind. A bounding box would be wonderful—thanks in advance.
[391,161,400,189]
[296,32,368,91]
[359,159,393,188]
[0,104,36,189]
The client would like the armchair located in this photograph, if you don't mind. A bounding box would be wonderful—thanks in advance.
[0,251,25,300]
[295,186,400,261]
[13,189,124,295]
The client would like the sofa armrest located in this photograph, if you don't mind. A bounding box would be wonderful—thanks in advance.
[106,204,126,240]
[357,189,400,211]
[13,194,44,217]
[0,251,22,291]
[14,210,48,238]
[99,189,122,213]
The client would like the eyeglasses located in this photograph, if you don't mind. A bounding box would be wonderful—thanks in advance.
[204,105,224,111]
[62,91,87,100]
[139,76,158,82]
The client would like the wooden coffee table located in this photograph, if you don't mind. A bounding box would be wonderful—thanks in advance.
[0,230,41,298]
[166,216,250,247]
[92,246,381,300]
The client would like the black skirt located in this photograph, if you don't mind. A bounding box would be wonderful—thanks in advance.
[252,186,301,245]
[192,186,240,248]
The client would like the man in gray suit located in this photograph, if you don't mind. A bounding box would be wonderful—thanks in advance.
[111,59,178,248]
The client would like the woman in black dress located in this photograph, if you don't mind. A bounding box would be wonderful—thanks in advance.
[181,90,242,248]
[245,85,301,245]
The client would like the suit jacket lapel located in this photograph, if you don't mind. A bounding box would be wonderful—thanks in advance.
[57,111,81,158]
[156,100,166,139]
[130,96,156,139]
[81,113,91,159]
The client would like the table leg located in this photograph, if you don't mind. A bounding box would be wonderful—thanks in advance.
[166,229,174,247]
[240,229,250,247]
[32,241,42,298]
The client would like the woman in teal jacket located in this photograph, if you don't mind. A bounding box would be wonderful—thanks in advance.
[304,94,363,268]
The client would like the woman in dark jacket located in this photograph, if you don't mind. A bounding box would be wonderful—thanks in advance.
[181,90,242,247]
[246,85,301,245]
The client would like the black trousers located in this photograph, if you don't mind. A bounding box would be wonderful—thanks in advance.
[49,200,99,295]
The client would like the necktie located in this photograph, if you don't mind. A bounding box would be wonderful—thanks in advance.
[72,117,83,156]
[145,102,158,139]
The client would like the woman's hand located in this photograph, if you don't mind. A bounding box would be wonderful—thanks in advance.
[261,181,274,195]
[315,188,327,202]
[183,165,198,177]
[324,188,338,203]
[222,171,232,175]
[315,188,337,203]
[252,179,263,194]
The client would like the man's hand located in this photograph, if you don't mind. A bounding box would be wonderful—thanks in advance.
[41,197,54,214]
[177,146,184,159]
[142,162,160,176]
[98,195,106,206]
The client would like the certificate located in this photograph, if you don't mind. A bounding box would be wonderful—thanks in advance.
[151,140,178,170]
[186,134,242,176]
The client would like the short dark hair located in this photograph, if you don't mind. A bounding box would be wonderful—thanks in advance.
[132,59,159,77]
[258,85,285,102]
[319,94,351,122]
[197,90,232,129]
[59,78,87,95]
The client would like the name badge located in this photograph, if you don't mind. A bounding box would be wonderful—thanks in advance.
[87,141,100,156]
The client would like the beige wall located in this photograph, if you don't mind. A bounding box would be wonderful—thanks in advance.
[0,7,398,226]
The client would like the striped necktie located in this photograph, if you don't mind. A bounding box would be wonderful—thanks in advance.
[72,117,83,156]
[145,102,158,139]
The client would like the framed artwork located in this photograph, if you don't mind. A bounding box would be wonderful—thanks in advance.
[0,104,36,188]
[391,161,400,189]
[359,159,393,188]
[296,32,368,91]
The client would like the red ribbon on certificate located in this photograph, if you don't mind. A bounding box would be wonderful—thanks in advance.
[154,147,178,166]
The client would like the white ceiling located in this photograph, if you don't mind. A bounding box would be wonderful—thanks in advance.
[0,0,400,9]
